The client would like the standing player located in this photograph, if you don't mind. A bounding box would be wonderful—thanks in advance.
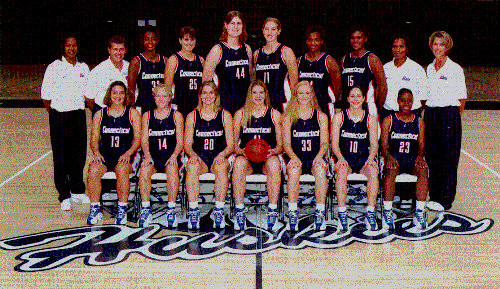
[137,84,184,227]
[340,28,386,119]
[128,26,166,114]
[86,81,141,225]
[41,34,90,211]
[232,80,283,231]
[297,25,341,118]
[331,86,379,232]
[86,35,129,114]
[381,35,428,121]
[282,81,329,231]
[254,17,298,112]
[381,88,428,230]
[202,10,253,115]
[184,81,234,229]
[424,31,466,212]
[164,26,204,118]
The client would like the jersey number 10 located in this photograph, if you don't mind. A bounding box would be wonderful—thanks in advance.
[349,140,358,153]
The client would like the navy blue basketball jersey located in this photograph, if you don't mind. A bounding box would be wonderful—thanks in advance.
[389,114,419,165]
[193,110,227,164]
[341,51,374,105]
[339,109,370,172]
[255,44,288,109]
[240,107,277,149]
[172,53,203,117]
[99,107,134,159]
[148,108,177,165]
[215,42,250,115]
[291,109,321,165]
[298,53,332,114]
[136,54,166,112]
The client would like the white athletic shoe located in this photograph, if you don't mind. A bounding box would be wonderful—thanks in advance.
[426,201,444,212]
[71,193,90,204]
[60,198,72,211]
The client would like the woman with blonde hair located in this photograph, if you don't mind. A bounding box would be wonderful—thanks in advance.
[232,80,282,231]
[282,81,329,231]
[184,81,234,229]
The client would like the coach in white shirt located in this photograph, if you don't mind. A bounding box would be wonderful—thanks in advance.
[41,35,90,211]
[424,31,467,212]
[85,35,129,114]
[381,35,428,121]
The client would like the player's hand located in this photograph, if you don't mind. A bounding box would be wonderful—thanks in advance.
[364,157,377,168]
[385,156,399,170]
[334,157,349,171]
[141,155,154,168]
[213,153,226,165]
[118,152,132,164]
[267,148,278,158]
[289,156,302,169]
[415,156,428,169]
[313,156,327,168]
[188,155,202,165]
[236,146,246,157]
[91,152,104,164]
[166,155,178,167]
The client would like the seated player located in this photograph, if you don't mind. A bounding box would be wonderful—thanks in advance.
[282,81,329,231]
[232,80,283,231]
[137,84,184,227]
[381,88,428,230]
[184,81,234,229]
[86,81,141,225]
[331,86,379,232]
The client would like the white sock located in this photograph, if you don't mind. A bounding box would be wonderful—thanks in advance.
[268,203,277,210]
[338,206,347,213]
[383,201,393,210]
[366,206,375,212]
[215,201,225,209]
[288,202,298,211]
[189,201,198,209]
[416,201,426,210]
[236,204,245,210]
[316,204,325,211]
[142,201,150,208]
[118,202,128,207]
[168,202,176,208]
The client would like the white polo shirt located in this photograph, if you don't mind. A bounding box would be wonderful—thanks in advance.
[41,57,90,112]
[85,57,129,108]
[383,57,428,111]
[426,57,467,107]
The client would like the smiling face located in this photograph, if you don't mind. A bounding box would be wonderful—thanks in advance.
[350,30,367,52]
[179,33,196,52]
[108,43,126,63]
[110,84,126,106]
[63,37,78,60]
[225,16,243,39]
[306,32,323,54]
[250,84,266,106]
[392,38,407,62]
[347,87,365,109]
[143,31,158,52]
[397,91,414,113]
[200,84,216,107]
[263,20,280,43]
[297,83,313,106]
[432,37,447,59]
[154,87,171,109]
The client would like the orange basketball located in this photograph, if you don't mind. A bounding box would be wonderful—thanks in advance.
[245,138,270,163]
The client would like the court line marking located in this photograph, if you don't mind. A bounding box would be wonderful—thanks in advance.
[0,150,52,188]
[461,149,500,179]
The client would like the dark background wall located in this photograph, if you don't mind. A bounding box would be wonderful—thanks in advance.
[1,0,498,67]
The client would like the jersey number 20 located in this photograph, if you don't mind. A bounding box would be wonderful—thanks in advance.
[204,139,214,150]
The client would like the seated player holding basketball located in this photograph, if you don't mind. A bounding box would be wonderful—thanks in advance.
[232,80,283,231]
[381,88,428,230]
[283,81,329,231]
[184,81,234,229]
[86,81,141,225]
[137,84,184,227]
[331,86,379,232]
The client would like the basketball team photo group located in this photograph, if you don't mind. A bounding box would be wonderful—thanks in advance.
[41,9,467,235]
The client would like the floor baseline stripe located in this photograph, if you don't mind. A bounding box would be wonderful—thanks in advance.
[0,150,52,188]
[461,149,500,179]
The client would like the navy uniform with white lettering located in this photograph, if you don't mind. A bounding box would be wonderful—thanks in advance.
[388,114,420,174]
[136,54,166,113]
[193,110,227,168]
[341,52,374,107]
[148,108,177,172]
[289,109,321,174]
[298,53,332,115]
[172,52,203,117]
[255,44,288,111]
[99,107,134,171]
[215,42,250,115]
[338,109,370,173]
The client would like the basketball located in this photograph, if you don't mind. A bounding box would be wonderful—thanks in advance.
[245,138,270,163]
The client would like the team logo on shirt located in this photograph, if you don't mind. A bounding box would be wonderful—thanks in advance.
[402,76,410,81]
[439,76,448,80]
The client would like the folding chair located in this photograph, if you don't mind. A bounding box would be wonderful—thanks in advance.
[100,171,140,222]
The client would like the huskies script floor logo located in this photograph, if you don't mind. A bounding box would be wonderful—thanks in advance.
[0,211,493,272]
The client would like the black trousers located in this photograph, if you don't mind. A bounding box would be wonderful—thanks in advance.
[49,109,87,202]
[424,106,462,210]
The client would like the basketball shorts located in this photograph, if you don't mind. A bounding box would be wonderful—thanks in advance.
[393,155,417,174]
